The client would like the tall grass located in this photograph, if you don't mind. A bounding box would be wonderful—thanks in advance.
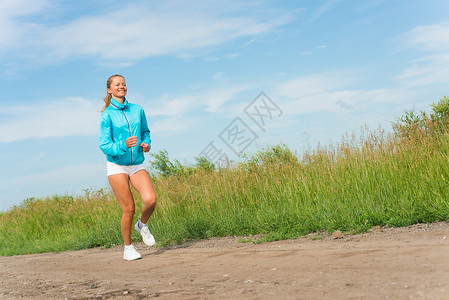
[1,99,449,256]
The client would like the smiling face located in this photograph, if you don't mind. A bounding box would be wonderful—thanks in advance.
[107,76,127,101]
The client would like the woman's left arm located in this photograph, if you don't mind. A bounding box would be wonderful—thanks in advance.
[140,108,151,152]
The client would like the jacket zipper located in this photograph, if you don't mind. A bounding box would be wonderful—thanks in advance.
[122,110,133,165]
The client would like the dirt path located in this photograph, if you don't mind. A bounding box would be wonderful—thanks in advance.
[1,222,449,300]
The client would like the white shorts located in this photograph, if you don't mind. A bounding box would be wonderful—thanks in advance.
[107,161,146,177]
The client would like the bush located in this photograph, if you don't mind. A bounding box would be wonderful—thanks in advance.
[393,95,449,138]
[149,149,194,177]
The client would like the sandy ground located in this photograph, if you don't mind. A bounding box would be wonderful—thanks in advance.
[1,222,449,300]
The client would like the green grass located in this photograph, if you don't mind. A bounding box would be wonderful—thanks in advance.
[2,103,449,256]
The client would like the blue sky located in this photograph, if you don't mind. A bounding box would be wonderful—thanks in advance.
[1,0,449,211]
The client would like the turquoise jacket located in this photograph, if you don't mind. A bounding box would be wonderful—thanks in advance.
[99,98,151,166]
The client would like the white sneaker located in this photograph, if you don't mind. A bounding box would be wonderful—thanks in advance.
[135,222,156,247]
[123,244,141,261]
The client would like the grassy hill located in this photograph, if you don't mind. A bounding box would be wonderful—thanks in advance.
[1,97,449,256]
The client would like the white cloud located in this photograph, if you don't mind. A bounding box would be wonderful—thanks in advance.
[269,22,449,115]
[266,71,429,156]
[0,97,99,143]
[0,162,106,210]
[0,0,48,54]
[151,116,195,136]
[0,84,251,143]
[201,86,252,112]
[0,0,47,16]
[275,72,355,100]
[274,72,415,116]
[395,53,449,87]
[148,94,198,117]
[1,1,295,65]
[309,0,341,21]
[402,23,449,52]
[395,23,449,87]
[212,72,226,80]
[3,163,104,189]
[144,85,251,117]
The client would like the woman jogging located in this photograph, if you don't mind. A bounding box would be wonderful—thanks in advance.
[99,74,157,261]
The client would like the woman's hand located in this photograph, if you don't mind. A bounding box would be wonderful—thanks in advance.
[126,136,138,148]
[140,142,150,152]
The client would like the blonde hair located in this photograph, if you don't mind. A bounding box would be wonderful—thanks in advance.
[101,74,125,112]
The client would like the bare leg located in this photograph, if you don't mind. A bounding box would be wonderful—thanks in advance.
[108,173,134,245]
[130,170,157,224]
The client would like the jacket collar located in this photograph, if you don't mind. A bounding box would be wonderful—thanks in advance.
[110,97,129,110]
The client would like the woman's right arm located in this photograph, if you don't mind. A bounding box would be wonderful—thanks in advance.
[99,114,129,156]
